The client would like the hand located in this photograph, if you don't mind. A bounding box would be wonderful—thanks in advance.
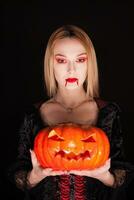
[69,158,110,177]
[27,150,67,187]
[69,159,115,186]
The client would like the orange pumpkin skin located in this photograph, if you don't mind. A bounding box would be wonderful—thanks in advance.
[34,124,110,170]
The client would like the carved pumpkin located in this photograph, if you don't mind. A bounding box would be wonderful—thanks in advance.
[34,123,110,170]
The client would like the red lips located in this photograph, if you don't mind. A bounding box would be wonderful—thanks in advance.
[66,78,78,83]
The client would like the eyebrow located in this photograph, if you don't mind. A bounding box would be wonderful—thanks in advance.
[55,53,87,57]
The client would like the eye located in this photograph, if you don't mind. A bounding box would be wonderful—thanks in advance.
[48,130,64,141]
[76,57,87,63]
[56,58,67,64]
[81,135,96,143]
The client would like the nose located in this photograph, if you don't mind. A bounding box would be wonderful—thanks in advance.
[67,61,76,73]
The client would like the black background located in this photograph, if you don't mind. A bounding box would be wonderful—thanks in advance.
[2,1,134,199]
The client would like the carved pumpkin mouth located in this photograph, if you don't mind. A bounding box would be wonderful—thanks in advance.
[55,150,92,160]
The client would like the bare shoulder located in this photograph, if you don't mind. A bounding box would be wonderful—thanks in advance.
[88,99,99,112]
[39,98,55,113]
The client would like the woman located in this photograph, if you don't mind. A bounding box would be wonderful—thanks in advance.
[8,25,134,200]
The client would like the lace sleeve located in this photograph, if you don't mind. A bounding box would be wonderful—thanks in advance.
[8,112,35,190]
[98,102,134,188]
[112,169,126,188]
[109,103,134,188]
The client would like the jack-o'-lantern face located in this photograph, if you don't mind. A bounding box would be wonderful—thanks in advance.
[34,123,110,170]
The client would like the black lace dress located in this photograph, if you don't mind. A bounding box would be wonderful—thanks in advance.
[8,98,134,200]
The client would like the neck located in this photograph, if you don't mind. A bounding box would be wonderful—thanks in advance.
[54,87,91,108]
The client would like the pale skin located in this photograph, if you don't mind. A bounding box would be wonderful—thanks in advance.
[28,38,115,187]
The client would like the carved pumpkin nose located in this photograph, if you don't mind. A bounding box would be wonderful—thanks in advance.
[67,140,77,148]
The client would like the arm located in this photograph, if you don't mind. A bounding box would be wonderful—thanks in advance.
[97,103,133,188]
[109,103,127,188]
[70,158,115,187]
[8,112,35,190]
[70,103,134,188]
[97,102,127,187]
[8,110,66,190]
[27,150,67,188]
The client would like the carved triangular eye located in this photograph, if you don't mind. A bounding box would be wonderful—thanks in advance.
[48,130,64,141]
[81,134,96,143]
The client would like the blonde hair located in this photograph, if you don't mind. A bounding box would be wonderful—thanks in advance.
[44,25,99,98]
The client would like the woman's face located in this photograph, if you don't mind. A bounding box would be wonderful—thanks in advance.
[53,38,88,90]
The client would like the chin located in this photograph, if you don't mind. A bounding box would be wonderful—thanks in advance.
[66,85,79,90]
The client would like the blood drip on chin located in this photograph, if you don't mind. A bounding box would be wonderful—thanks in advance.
[65,80,68,87]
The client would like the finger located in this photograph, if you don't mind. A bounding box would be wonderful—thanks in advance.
[106,158,111,164]
[69,170,84,176]
[101,159,110,170]
[105,159,111,169]
[51,172,65,176]
[30,149,40,167]
[98,163,110,173]
[50,170,69,176]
